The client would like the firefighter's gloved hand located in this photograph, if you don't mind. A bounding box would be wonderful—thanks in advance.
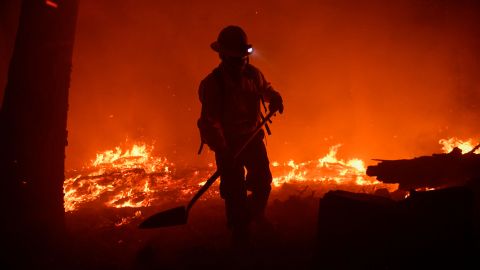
[216,148,235,171]
[269,98,284,114]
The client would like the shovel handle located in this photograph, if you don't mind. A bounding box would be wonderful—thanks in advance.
[233,110,276,160]
[186,110,277,213]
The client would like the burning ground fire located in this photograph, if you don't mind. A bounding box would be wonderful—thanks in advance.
[271,144,377,187]
[64,137,479,215]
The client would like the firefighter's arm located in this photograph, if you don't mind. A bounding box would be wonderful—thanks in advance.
[258,72,284,114]
[197,80,228,152]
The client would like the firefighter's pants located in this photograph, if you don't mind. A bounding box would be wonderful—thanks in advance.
[215,130,272,229]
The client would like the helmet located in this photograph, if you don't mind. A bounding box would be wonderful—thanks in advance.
[210,25,253,57]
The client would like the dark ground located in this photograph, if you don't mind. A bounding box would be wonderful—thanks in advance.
[64,190,319,270]
[58,183,480,270]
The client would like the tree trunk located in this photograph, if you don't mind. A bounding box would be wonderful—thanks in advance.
[0,0,78,267]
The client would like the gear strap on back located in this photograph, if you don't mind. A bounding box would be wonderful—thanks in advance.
[260,96,272,136]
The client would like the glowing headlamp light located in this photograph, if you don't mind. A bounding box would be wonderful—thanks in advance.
[247,47,254,53]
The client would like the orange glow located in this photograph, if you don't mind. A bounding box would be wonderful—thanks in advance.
[64,137,478,214]
[402,138,479,195]
[63,143,179,212]
[45,0,58,8]
[63,136,479,228]
[271,144,386,188]
[439,137,480,154]
[64,1,480,175]
[64,141,400,213]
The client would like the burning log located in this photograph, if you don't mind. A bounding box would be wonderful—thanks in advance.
[366,145,480,190]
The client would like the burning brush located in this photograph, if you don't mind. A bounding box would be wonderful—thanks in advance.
[64,135,476,225]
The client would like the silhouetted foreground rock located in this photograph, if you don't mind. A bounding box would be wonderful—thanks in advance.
[316,187,476,269]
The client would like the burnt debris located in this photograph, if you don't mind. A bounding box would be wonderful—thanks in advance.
[366,146,480,190]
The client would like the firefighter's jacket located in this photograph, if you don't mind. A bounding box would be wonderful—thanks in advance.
[198,63,282,152]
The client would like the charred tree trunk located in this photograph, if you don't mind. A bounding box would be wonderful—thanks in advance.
[0,0,78,267]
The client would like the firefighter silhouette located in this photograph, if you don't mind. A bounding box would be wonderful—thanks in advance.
[197,25,284,246]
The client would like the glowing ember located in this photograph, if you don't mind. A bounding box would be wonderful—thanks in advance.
[114,210,142,227]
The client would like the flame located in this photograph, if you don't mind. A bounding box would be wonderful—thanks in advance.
[439,137,480,154]
[64,141,396,213]
[63,143,182,212]
[406,137,479,193]
[65,137,477,214]
[271,144,391,189]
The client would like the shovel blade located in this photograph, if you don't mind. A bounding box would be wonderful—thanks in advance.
[139,206,187,229]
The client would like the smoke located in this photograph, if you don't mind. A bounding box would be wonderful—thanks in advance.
[2,0,479,169]
[64,0,480,168]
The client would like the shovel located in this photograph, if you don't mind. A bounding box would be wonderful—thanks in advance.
[139,110,277,229]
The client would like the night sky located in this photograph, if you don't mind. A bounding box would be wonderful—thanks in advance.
[1,0,479,170]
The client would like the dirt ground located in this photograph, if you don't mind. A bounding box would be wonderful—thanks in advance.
[58,182,480,270]
[64,188,320,270]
